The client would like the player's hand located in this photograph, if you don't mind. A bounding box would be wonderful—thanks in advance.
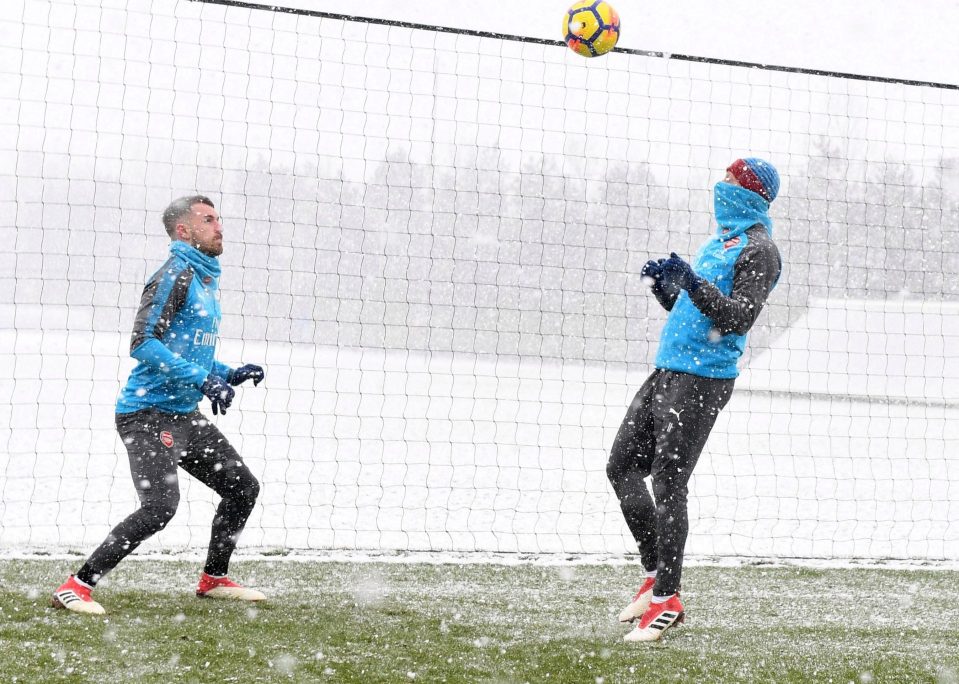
[660,252,703,292]
[640,258,666,285]
[200,374,235,415]
[229,364,265,387]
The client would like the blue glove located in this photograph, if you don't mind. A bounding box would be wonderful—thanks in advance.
[660,252,703,292]
[641,258,666,283]
[229,364,265,387]
[200,374,235,415]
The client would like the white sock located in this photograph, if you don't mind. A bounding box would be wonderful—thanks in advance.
[650,593,674,604]
[73,576,94,590]
[645,570,657,579]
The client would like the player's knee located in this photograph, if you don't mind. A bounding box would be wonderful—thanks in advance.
[606,449,629,487]
[229,474,259,510]
[142,497,179,531]
[245,476,260,503]
[651,477,687,506]
[605,458,620,486]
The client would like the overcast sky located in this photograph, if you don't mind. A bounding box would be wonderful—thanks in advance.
[246,0,958,86]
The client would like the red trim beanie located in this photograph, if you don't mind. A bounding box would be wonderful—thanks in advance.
[727,158,780,202]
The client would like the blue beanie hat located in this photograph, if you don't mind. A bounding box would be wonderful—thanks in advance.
[728,157,781,202]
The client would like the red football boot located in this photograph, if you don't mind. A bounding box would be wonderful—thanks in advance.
[196,573,266,601]
[51,575,105,615]
[618,576,655,623]
[624,593,685,642]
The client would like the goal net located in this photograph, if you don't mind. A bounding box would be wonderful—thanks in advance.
[2,0,958,560]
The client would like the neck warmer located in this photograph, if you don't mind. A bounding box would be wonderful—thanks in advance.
[713,182,773,239]
[170,240,221,281]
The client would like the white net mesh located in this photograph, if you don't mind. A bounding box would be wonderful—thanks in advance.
[2,0,958,559]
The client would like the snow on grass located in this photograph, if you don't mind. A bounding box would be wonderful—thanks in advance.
[2,558,958,683]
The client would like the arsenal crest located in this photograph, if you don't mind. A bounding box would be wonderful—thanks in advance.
[160,431,174,448]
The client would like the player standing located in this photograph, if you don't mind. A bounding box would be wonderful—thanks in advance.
[52,196,266,614]
[608,159,783,641]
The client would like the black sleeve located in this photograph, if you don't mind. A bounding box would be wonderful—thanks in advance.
[129,259,194,352]
[687,229,781,336]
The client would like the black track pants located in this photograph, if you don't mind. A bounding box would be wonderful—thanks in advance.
[607,369,733,596]
[77,409,260,585]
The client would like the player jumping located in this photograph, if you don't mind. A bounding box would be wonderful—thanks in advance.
[608,159,782,642]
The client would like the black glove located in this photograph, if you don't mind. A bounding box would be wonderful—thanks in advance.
[229,364,265,387]
[660,252,703,292]
[641,258,666,283]
[200,374,235,415]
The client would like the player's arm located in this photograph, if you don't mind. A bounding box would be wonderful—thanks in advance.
[643,258,681,310]
[687,240,781,336]
[651,278,682,311]
[129,266,210,387]
[212,359,234,382]
[211,358,266,387]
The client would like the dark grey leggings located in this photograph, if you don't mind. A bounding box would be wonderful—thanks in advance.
[607,369,733,596]
[77,409,260,585]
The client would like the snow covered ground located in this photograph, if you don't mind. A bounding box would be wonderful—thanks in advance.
[2,297,957,560]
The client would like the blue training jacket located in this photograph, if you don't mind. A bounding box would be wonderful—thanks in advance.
[116,241,233,414]
[654,183,782,379]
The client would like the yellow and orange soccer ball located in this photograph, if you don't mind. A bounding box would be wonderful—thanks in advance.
[563,0,620,57]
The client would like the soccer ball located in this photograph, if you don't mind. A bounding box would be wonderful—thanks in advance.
[563,0,620,57]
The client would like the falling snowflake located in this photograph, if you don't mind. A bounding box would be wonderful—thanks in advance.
[274,654,297,674]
